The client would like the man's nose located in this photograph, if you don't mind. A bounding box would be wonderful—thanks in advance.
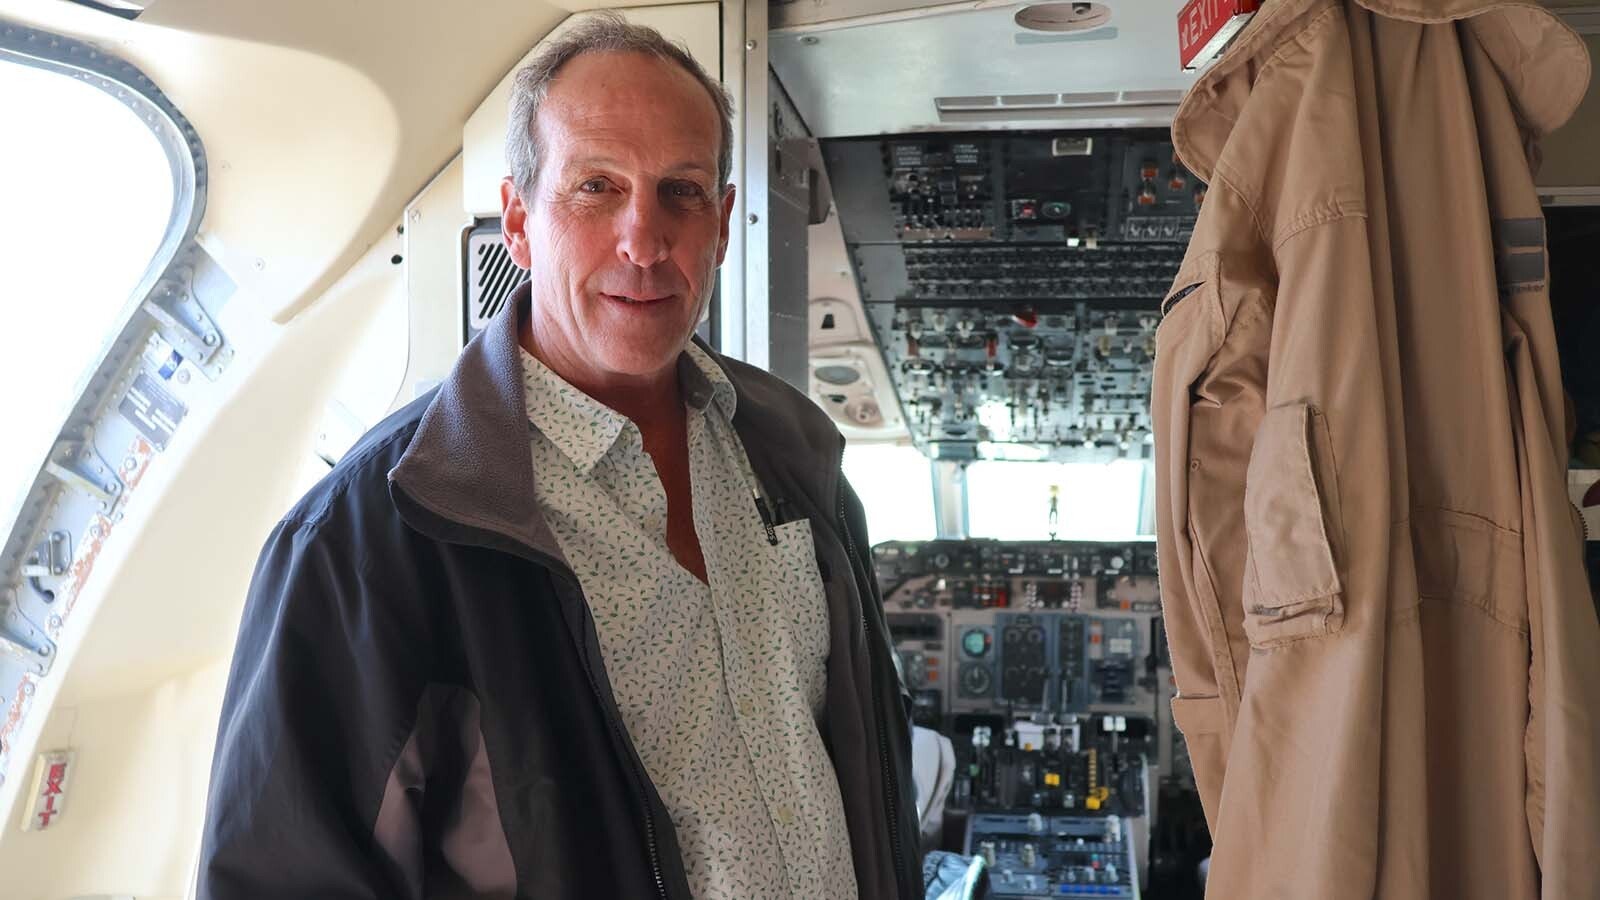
[615,190,670,268]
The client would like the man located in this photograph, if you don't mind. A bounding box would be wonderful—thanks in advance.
[196,14,920,900]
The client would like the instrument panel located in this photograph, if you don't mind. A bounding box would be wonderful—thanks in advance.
[878,540,1163,721]
[971,813,1142,899]
[876,540,1194,897]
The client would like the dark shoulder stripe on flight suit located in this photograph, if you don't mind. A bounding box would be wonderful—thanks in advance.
[1494,218,1547,293]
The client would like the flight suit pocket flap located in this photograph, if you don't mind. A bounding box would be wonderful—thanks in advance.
[1242,403,1344,645]
[1170,694,1225,736]
[1170,695,1228,833]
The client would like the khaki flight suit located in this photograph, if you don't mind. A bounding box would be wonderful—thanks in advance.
[1153,1,1600,896]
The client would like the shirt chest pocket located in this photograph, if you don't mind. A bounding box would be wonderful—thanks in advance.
[767,519,832,696]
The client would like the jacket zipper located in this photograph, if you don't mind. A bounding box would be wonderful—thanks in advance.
[836,460,909,897]
[392,483,675,900]
[546,563,671,900]
[467,531,672,900]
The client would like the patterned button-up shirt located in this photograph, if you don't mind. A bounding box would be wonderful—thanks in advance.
[521,343,859,900]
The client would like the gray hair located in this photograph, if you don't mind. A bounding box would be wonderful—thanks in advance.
[505,13,735,201]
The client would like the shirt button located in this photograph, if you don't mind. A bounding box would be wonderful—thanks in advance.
[739,698,756,717]
[777,806,794,825]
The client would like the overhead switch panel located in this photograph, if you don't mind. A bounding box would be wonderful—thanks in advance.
[822,130,1203,461]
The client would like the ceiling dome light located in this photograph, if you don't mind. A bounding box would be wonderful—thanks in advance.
[1014,2,1113,33]
[815,364,862,386]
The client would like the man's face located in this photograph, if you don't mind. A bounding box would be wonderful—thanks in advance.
[501,51,735,390]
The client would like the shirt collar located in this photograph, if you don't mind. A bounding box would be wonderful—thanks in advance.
[520,342,737,475]
[520,348,629,474]
[681,341,737,420]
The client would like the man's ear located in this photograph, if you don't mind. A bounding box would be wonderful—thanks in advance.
[501,176,533,269]
[715,184,737,267]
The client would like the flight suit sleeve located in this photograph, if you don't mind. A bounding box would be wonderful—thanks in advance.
[196,516,427,900]
[1151,212,1278,835]
[1501,274,1600,896]
[1156,206,1394,898]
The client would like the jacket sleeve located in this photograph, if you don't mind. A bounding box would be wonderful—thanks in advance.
[197,515,427,899]
[840,476,914,716]
[839,475,924,900]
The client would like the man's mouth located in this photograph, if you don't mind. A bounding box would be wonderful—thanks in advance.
[601,292,672,305]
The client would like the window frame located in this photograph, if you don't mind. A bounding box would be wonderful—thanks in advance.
[0,18,223,786]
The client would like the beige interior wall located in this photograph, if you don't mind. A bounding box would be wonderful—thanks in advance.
[0,659,229,900]
[0,233,408,899]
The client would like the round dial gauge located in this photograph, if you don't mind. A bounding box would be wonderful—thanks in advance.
[960,663,993,697]
[962,628,990,658]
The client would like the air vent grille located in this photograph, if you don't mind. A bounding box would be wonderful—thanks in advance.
[464,221,529,340]
[934,90,1187,123]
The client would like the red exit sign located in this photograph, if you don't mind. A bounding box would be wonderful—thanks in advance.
[23,749,76,831]
[1178,0,1261,71]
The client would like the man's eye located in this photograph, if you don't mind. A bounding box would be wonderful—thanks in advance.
[669,182,704,198]
[580,179,607,193]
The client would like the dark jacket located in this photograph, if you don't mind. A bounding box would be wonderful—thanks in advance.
[196,284,921,900]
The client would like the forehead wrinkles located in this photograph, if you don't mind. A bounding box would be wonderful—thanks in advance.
[546,124,717,184]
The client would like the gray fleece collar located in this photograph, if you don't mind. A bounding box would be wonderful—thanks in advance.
[387,282,845,561]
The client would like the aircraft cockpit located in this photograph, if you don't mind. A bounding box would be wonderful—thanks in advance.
[1,1,1598,899]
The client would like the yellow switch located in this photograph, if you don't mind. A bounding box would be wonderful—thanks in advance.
[1044,773,1061,787]
[1085,786,1111,811]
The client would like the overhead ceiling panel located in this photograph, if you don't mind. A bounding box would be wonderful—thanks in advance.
[769,0,1200,137]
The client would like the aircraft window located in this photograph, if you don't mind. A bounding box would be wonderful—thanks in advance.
[842,443,937,542]
[966,459,1152,541]
[0,57,174,516]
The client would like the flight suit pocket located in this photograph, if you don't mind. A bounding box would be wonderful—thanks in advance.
[1170,695,1228,834]
[1241,403,1345,647]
